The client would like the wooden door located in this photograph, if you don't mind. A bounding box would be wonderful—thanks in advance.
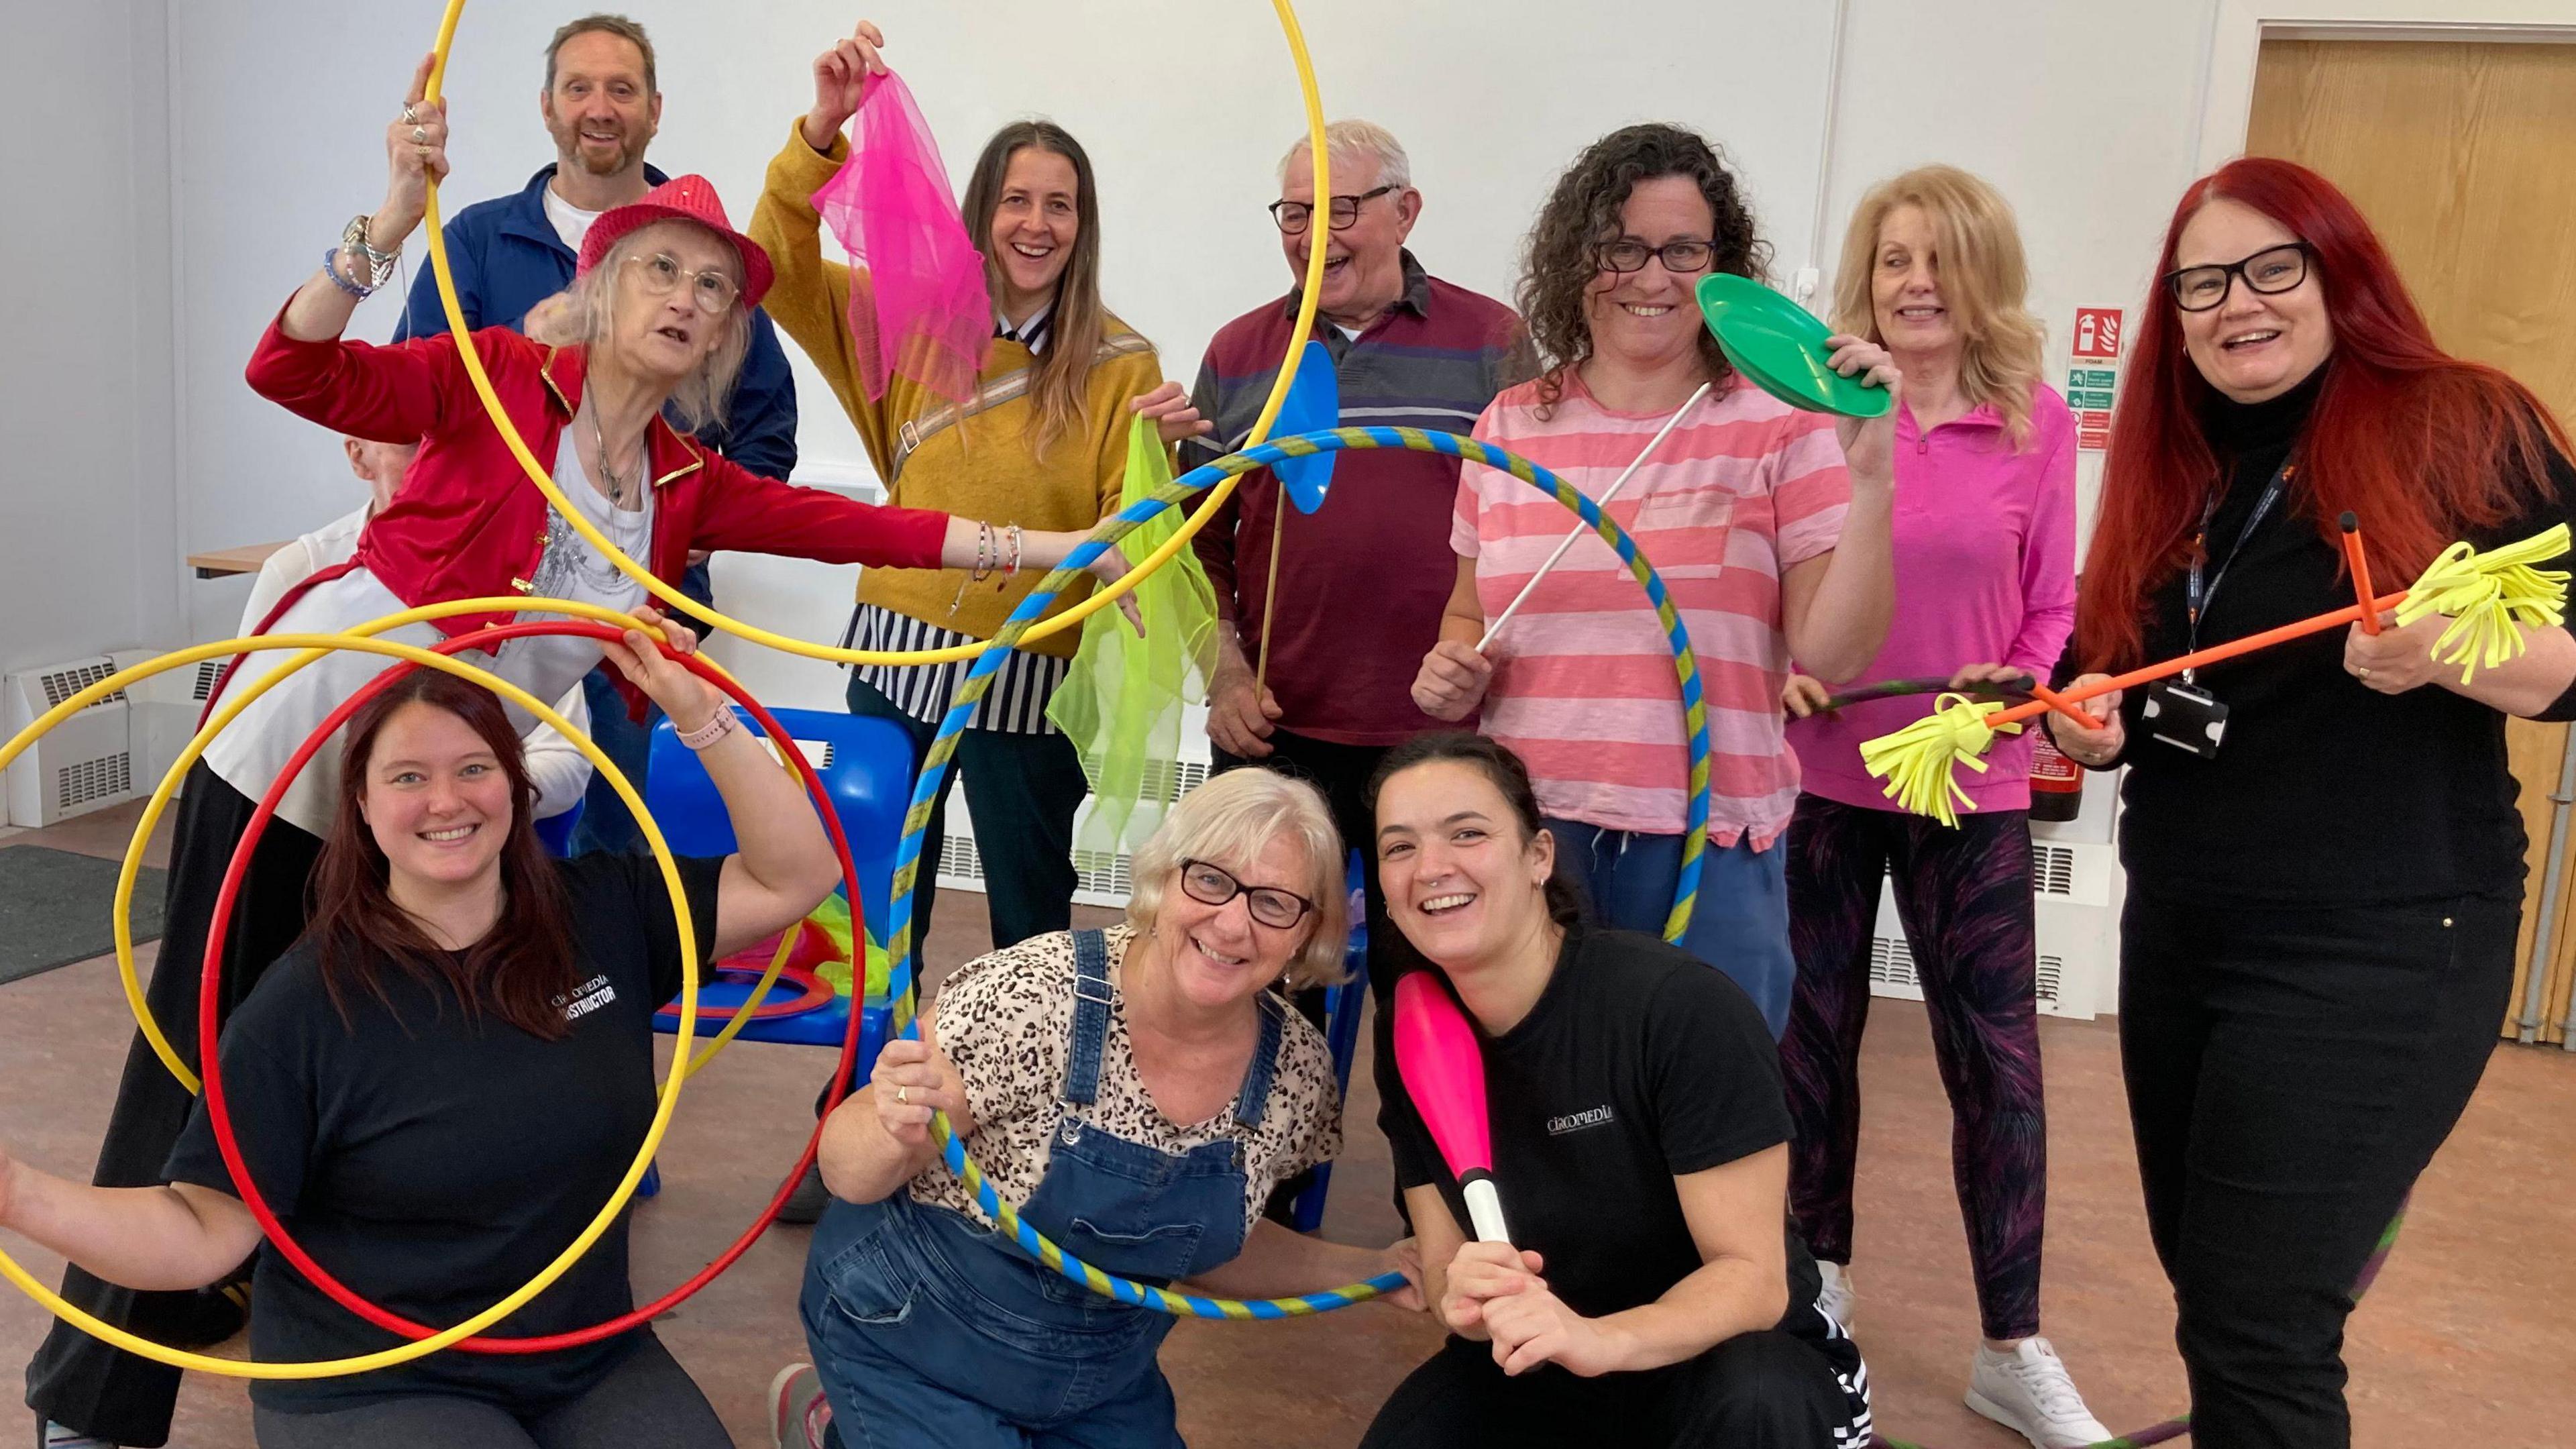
[2247,37,2576,1041]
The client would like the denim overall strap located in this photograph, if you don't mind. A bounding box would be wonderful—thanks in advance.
[1229,993,1287,1130]
[1062,928,1114,1108]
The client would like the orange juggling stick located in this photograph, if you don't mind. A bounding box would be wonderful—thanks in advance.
[2023,679,2100,731]
[2340,512,2382,635]
[1984,586,2412,733]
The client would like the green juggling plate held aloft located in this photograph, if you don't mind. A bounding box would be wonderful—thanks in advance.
[1695,272,1894,419]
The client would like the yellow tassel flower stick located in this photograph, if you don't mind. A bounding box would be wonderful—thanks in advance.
[1859,524,2573,826]
[2394,523,2572,684]
[1858,694,2021,828]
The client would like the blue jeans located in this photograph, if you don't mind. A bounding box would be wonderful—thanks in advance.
[804,1197,1184,1449]
[1543,818,1794,1038]
[806,928,1263,1448]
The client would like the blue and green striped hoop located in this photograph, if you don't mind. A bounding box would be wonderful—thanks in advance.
[882,425,1715,1318]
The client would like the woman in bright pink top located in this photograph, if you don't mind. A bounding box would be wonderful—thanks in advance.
[1777,166,2109,1449]
[1410,124,1900,1041]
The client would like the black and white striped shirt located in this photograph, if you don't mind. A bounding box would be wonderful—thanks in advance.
[996,305,1053,354]
[849,606,1071,735]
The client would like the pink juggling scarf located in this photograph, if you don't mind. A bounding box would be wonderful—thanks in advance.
[811,70,991,407]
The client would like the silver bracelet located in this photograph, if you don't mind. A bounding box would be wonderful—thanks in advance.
[339,215,400,290]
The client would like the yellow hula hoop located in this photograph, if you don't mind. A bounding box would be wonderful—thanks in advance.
[0,634,700,1379]
[110,598,776,1094]
[414,0,1331,666]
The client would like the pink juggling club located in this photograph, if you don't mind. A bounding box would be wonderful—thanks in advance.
[1393,971,1512,1244]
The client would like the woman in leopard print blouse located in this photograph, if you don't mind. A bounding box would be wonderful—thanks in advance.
[791,767,1421,1446]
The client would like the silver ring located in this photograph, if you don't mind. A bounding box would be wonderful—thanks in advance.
[411,125,428,146]
[401,103,417,124]
[2355,665,2372,681]
[896,1085,909,1106]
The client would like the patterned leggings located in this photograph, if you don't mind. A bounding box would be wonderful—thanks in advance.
[1780,793,2047,1342]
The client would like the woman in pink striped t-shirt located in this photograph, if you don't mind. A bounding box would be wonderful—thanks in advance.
[1777,166,2108,1449]
[1409,124,1898,1040]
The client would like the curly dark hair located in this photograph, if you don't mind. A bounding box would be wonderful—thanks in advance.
[1517,123,1771,411]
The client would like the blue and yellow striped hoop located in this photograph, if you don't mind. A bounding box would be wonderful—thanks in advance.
[882,425,1716,1318]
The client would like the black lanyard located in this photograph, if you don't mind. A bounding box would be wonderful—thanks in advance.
[2184,460,2296,667]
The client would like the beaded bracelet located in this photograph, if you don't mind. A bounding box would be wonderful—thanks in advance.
[321,246,375,300]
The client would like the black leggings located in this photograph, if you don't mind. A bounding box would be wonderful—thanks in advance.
[1359,1329,1870,1449]
[249,1334,724,1449]
[1781,795,2049,1341]
[2119,883,2518,1449]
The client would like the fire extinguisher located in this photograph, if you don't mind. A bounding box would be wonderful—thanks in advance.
[2029,722,2083,822]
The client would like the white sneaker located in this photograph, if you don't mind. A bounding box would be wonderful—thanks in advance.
[768,1362,831,1449]
[1966,1338,2114,1449]
[1815,1260,1855,1330]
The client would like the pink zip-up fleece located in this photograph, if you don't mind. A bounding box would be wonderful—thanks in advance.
[1790,382,2078,814]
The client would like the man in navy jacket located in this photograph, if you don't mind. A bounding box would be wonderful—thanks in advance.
[394,13,800,855]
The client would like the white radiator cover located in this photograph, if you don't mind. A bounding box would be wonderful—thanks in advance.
[1869,769,2127,1020]
[111,649,225,804]
[3,657,140,828]
[936,723,1215,910]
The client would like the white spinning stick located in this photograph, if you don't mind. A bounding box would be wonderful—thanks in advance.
[1474,382,1711,653]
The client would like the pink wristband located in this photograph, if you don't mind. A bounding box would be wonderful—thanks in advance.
[676,708,736,751]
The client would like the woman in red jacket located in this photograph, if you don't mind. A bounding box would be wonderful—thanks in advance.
[25,56,1129,1448]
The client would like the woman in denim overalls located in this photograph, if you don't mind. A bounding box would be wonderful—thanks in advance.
[786,769,1421,1447]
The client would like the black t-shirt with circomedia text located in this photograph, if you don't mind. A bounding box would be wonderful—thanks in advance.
[164,852,722,1415]
[1375,925,1821,1332]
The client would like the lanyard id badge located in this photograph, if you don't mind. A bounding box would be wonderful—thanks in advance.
[2142,679,2228,757]
[2153,461,2295,759]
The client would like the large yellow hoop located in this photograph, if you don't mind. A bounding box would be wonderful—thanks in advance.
[0,635,698,1379]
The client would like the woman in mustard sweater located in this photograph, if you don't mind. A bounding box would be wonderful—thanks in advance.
[754,22,1187,969]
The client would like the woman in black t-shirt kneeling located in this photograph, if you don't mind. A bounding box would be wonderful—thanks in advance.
[1359,733,1870,1449]
[0,610,845,1448]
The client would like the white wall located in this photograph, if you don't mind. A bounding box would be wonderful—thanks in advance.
[25,1,2576,692]
[156,0,1843,705]
[0,0,179,676]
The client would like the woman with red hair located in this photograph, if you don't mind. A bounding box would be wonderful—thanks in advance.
[2050,157,2576,1444]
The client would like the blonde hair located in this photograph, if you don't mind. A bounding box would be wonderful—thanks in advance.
[1128,768,1349,991]
[1831,165,2045,447]
[525,220,753,436]
[1275,118,1413,191]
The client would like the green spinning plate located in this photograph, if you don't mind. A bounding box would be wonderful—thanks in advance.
[1695,272,1894,419]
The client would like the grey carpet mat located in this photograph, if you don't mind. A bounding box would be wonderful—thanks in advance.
[0,846,167,985]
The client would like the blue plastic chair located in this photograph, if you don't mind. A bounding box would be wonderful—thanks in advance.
[1289,851,1374,1233]
[631,706,912,1199]
[639,706,907,1058]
